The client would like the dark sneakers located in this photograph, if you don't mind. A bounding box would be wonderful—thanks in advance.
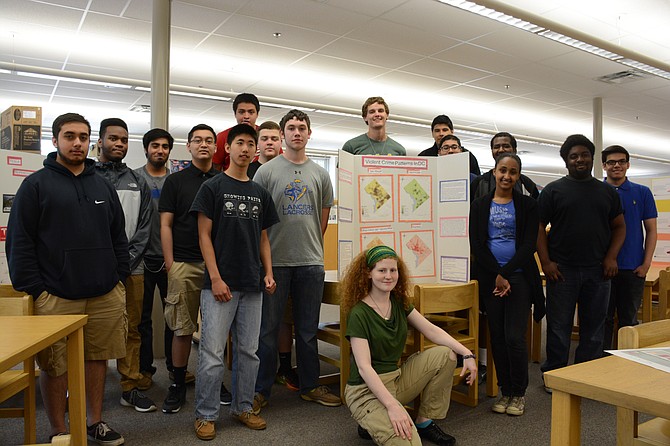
[87,421,124,446]
[219,383,232,405]
[276,367,300,391]
[417,421,456,446]
[163,384,186,414]
[120,388,157,412]
[357,425,372,440]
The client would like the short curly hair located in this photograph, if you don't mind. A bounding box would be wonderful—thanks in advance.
[340,249,413,316]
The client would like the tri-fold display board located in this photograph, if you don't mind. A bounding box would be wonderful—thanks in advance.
[337,150,470,283]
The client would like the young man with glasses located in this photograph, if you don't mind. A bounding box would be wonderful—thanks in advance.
[437,134,477,183]
[470,132,539,201]
[601,145,657,350]
[419,114,481,175]
[159,124,219,414]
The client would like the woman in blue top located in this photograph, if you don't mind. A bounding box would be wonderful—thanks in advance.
[469,153,544,416]
[342,245,477,445]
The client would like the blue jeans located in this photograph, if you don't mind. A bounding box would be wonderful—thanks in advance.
[256,265,325,397]
[195,289,262,420]
[542,265,610,372]
[603,270,645,350]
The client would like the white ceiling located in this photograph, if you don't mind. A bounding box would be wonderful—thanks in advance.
[0,0,668,180]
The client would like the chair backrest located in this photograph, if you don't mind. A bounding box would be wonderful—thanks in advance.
[657,269,670,319]
[413,282,479,314]
[0,295,33,316]
[0,284,26,297]
[618,319,670,349]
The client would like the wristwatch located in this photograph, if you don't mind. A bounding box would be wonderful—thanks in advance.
[462,354,476,360]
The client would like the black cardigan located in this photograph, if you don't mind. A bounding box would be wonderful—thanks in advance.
[469,189,545,322]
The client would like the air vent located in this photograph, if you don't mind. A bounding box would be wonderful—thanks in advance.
[130,104,151,113]
[596,70,648,84]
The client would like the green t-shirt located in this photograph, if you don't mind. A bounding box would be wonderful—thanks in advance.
[345,297,414,385]
[342,133,406,156]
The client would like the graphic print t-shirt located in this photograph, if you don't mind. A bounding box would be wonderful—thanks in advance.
[487,200,516,267]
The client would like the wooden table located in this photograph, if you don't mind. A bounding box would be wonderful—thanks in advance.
[642,266,664,323]
[543,341,670,446]
[0,315,88,445]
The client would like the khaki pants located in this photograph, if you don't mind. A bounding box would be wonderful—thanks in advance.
[344,346,457,445]
[117,274,144,391]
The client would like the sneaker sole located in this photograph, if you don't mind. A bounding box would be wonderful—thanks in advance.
[299,395,342,407]
[120,397,157,413]
[219,400,232,406]
[87,435,125,446]
[491,405,507,414]
[162,406,182,414]
[506,409,524,416]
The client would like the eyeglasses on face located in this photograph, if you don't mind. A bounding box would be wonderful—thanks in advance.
[190,137,215,145]
[439,144,461,152]
[604,159,627,166]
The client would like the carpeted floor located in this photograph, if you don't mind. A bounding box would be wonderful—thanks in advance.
[1,309,625,445]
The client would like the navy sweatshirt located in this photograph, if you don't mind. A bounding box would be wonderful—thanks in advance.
[6,153,130,300]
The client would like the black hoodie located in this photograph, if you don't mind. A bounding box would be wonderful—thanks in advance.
[6,152,130,300]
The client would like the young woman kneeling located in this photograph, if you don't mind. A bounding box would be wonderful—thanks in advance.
[342,246,477,445]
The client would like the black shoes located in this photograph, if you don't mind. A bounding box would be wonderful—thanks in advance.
[417,421,456,446]
[357,424,372,440]
[162,384,186,413]
[219,383,232,405]
[87,421,124,446]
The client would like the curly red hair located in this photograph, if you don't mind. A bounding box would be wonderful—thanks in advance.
[340,250,413,316]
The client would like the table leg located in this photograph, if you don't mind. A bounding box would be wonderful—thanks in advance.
[66,327,86,445]
[616,407,637,446]
[551,389,581,445]
[25,358,36,444]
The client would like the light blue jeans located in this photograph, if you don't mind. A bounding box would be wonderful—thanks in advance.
[195,288,262,420]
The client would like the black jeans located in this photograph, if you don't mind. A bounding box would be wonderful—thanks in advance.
[138,263,172,373]
[603,270,645,350]
[482,272,531,397]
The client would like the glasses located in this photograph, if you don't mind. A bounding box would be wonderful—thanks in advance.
[439,144,461,152]
[190,137,215,145]
[604,159,627,166]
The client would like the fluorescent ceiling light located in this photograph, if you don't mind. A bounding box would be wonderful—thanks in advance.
[0,68,11,74]
[435,0,670,80]
[170,90,230,101]
[15,71,132,89]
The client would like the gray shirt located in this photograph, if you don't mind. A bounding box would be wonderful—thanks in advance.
[253,155,334,266]
[134,165,169,267]
[342,133,406,156]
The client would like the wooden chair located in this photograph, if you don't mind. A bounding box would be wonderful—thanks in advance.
[653,269,670,321]
[617,319,670,445]
[316,279,349,396]
[0,294,37,444]
[412,281,479,407]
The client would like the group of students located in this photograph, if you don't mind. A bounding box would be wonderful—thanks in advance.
[5,92,658,446]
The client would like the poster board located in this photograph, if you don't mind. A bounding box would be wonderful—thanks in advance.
[338,150,470,283]
[652,176,670,266]
[0,150,46,283]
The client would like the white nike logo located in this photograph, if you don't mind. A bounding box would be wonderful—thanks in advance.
[95,200,105,204]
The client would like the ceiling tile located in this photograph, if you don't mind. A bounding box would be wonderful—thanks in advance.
[316,37,423,69]
[211,15,338,53]
[170,2,232,33]
[400,58,489,83]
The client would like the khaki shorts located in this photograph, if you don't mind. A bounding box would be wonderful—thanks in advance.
[34,282,127,377]
[164,261,205,336]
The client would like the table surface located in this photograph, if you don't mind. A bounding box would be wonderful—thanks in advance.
[543,341,670,420]
[0,315,88,371]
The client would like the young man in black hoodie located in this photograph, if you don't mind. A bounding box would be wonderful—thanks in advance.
[6,113,130,445]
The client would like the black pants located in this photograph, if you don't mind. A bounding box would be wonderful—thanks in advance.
[138,264,172,373]
[482,272,530,397]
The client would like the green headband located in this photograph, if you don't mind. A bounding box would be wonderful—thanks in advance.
[365,245,398,267]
